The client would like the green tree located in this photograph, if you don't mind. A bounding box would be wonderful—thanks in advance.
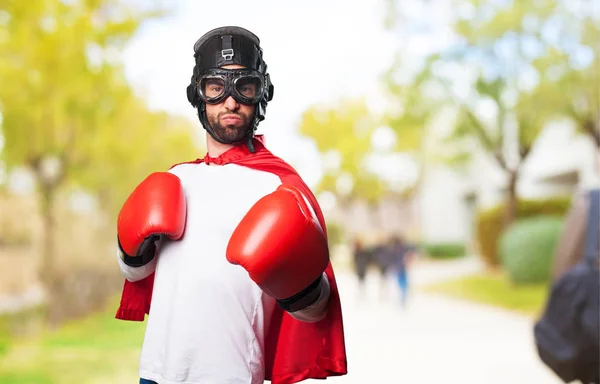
[71,87,200,222]
[443,76,544,225]
[452,0,599,148]
[382,57,443,198]
[384,0,599,225]
[528,23,599,148]
[298,98,387,206]
[0,0,198,288]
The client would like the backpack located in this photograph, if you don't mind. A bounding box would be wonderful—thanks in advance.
[534,189,600,384]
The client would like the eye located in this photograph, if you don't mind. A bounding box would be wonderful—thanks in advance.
[236,78,260,98]
[202,78,225,98]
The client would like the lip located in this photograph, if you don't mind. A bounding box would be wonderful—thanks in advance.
[221,115,241,123]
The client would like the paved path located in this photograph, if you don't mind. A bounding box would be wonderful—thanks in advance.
[0,256,563,383]
[305,258,562,384]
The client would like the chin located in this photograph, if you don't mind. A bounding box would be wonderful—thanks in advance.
[220,130,247,143]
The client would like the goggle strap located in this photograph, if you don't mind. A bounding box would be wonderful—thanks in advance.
[221,35,232,50]
[221,35,234,61]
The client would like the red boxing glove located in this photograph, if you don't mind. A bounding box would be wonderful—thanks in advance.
[117,172,186,259]
[226,184,329,311]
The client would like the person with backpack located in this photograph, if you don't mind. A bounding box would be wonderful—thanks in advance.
[534,185,600,384]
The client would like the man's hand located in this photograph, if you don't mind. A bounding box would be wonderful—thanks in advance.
[226,184,330,318]
[117,172,187,264]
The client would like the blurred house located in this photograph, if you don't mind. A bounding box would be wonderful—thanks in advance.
[416,122,598,251]
[322,122,597,255]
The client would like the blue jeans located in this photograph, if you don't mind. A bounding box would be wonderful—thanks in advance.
[396,269,408,305]
[140,379,158,384]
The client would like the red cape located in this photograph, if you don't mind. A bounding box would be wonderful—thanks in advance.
[115,136,348,383]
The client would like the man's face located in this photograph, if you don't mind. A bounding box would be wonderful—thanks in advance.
[205,64,256,143]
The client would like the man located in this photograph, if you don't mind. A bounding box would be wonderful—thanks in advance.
[351,237,369,290]
[386,235,417,308]
[534,152,599,384]
[114,26,347,384]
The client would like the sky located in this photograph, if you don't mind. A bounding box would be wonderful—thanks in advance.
[120,0,404,188]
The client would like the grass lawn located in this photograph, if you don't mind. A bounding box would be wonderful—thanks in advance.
[420,270,551,317]
[0,297,146,384]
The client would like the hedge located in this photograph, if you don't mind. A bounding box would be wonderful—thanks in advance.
[475,197,571,267]
[421,243,466,259]
[499,216,564,285]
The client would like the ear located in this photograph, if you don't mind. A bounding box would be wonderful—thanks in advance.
[186,83,198,106]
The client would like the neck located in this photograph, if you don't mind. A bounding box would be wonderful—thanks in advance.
[206,133,235,158]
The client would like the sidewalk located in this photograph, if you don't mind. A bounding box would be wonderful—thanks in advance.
[307,258,562,384]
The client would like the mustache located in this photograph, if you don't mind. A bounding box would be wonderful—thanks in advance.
[218,111,243,119]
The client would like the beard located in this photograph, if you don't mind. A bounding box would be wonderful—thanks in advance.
[207,109,254,143]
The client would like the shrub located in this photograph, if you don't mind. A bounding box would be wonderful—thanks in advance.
[476,197,571,267]
[498,215,564,285]
[422,243,466,259]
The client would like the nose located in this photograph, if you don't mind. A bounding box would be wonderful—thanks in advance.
[223,96,239,110]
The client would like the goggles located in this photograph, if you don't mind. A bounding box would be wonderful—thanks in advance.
[196,68,267,105]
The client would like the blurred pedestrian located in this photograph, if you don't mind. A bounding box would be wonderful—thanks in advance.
[352,237,369,292]
[387,235,418,308]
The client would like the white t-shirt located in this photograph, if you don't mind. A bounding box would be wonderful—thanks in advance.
[119,162,283,384]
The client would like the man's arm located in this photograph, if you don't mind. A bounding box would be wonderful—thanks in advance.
[226,184,331,323]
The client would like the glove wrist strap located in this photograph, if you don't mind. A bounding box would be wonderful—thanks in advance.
[117,236,157,267]
[276,274,323,313]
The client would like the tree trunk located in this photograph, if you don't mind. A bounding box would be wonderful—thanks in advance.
[38,181,57,288]
[504,169,519,229]
[28,156,64,289]
[582,119,600,148]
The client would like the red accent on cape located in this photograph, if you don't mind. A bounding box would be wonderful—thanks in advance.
[115,136,348,384]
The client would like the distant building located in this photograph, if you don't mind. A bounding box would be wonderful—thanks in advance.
[416,122,597,249]
[322,123,598,252]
